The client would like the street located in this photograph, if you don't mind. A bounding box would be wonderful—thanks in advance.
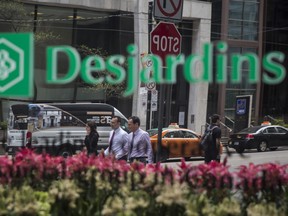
[162,147,288,172]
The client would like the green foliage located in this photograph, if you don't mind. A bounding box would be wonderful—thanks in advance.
[76,45,127,98]
[49,180,81,216]
[186,194,242,216]
[0,121,7,130]
[76,45,108,58]
[246,201,286,216]
[0,0,60,44]
[34,31,61,45]
[0,0,30,32]
[0,184,51,216]
[272,118,288,128]
[0,150,288,215]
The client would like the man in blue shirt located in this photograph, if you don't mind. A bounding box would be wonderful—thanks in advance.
[104,116,128,160]
[127,116,153,164]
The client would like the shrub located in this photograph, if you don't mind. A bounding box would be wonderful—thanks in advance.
[0,149,288,215]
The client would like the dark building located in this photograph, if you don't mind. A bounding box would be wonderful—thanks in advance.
[208,0,288,130]
[2,0,287,133]
[0,0,212,133]
[262,0,288,122]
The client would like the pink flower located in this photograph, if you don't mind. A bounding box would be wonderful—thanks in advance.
[0,156,13,183]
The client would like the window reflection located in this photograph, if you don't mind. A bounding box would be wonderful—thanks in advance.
[228,0,259,40]
[0,2,134,106]
[0,3,34,33]
[36,6,73,45]
[33,6,74,101]
[224,47,257,120]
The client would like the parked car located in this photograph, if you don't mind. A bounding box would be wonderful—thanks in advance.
[147,124,203,161]
[228,125,288,153]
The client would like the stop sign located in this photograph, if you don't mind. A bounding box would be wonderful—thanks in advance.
[150,21,182,62]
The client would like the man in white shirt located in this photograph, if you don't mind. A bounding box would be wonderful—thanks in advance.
[127,116,153,164]
[104,116,128,160]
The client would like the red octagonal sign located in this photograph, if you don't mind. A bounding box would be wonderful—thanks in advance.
[150,21,182,62]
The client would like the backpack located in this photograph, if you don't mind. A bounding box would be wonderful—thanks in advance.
[200,126,217,151]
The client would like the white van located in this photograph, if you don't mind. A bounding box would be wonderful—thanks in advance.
[6,103,128,156]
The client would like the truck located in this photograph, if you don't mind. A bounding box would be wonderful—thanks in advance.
[6,103,128,156]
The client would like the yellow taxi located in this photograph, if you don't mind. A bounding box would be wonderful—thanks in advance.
[148,123,203,161]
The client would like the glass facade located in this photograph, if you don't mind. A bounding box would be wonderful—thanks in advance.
[34,6,75,102]
[209,0,261,129]
[225,47,257,119]
[0,2,134,118]
[0,1,195,128]
[228,0,259,40]
[262,0,288,120]
[225,0,259,123]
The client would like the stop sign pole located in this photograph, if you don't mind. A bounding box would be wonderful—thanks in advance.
[150,22,181,163]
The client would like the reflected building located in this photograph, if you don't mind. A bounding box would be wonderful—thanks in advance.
[208,0,288,129]
[1,0,287,133]
[0,0,212,134]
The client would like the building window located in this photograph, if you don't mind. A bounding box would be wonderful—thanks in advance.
[32,5,75,101]
[228,0,259,40]
[0,3,134,102]
[225,47,257,120]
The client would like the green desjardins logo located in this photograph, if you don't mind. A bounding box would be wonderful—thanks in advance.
[0,32,286,98]
[0,33,33,97]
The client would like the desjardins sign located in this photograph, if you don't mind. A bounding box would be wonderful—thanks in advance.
[0,32,286,97]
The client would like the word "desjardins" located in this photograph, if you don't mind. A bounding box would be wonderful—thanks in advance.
[46,41,286,96]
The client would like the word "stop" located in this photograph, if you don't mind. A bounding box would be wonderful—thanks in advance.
[152,35,180,52]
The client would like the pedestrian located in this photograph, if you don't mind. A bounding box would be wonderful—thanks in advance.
[127,116,153,164]
[204,114,222,163]
[84,121,99,156]
[261,116,272,126]
[104,116,128,160]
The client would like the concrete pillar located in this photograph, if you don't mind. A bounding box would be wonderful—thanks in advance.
[187,18,211,134]
[182,1,211,134]
[131,0,149,129]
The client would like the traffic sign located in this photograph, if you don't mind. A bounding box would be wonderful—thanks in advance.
[146,81,156,91]
[151,101,158,111]
[154,0,183,21]
[151,90,158,111]
[151,90,158,101]
[150,21,182,62]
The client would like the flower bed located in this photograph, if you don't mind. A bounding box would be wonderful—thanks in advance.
[0,149,288,215]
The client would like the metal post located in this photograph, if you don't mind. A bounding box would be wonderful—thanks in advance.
[156,84,165,162]
[165,84,172,126]
[150,99,153,129]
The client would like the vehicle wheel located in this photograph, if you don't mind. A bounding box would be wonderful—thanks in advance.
[153,152,157,163]
[236,147,244,154]
[184,157,190,161]
[157,147,169,162]
[153,151,167,163]
[269,147,278,151]
[58,147,73,158]
[257,141,267,152]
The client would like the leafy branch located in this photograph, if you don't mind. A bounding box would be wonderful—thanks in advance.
[76,45,127,98]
